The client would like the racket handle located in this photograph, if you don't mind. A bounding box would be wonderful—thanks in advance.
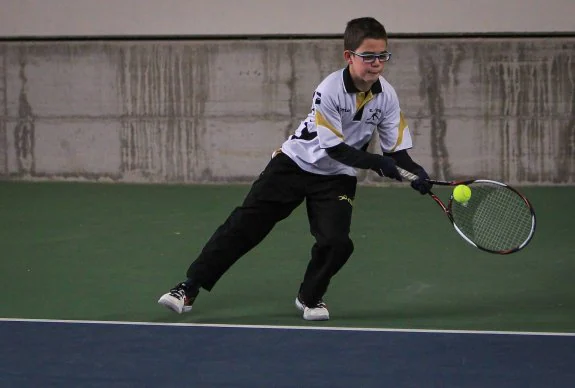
[397,167,419,182]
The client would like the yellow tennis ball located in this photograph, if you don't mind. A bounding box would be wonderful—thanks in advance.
[453,185,472,203]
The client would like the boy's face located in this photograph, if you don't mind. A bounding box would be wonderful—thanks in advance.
[345,38,388,89]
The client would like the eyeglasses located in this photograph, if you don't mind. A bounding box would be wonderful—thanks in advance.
[349,50,392,63]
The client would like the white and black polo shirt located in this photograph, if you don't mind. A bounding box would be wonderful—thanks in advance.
[280,66,413,176]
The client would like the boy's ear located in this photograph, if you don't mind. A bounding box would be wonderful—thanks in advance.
[343,50,353,64]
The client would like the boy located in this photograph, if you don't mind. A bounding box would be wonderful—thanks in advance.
[158,17,432,321]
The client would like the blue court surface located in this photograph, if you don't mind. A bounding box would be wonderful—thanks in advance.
[1,319,574,387]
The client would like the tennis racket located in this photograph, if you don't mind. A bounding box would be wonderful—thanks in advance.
[398,168,536,254]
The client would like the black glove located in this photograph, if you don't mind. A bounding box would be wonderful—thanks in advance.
[410,169,433,195]
[371,155,402,181]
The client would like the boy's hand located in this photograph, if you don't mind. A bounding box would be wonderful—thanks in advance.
[411,169,433,194]
[372,155,402,181]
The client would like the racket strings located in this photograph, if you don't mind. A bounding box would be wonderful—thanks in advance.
[451,183,534,252]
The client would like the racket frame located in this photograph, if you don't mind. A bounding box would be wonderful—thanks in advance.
[397,168,536,254]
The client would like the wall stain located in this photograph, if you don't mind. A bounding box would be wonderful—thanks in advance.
[417,43,466,180]
[118,43,212,182]
[476,40,575,183]
[555,50,575,183]
[14,47,35,175]
[261,42,282,121]
[0,46,7,175]
[285,42,299,142]
[189,44,212,181]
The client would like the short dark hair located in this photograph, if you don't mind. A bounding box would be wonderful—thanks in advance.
[343,17,388,51]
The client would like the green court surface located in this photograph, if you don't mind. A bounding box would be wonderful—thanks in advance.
[1,181,574,332]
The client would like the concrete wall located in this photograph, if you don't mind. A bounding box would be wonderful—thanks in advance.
[3,0,575,36]
[1,38,574,185]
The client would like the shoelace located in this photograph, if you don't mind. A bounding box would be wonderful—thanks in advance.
[169,288,186,300]
[301,298,326,309]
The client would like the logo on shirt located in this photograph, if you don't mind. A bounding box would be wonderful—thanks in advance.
[314,91,321,105]
[366,108,382,124]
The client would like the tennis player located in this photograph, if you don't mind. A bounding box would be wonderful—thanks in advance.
[158,17,432,321]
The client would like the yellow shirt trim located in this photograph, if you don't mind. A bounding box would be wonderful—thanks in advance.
[390,111,407,152]
[316,111,343,139]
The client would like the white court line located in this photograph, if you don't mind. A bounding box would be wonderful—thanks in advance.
[0,318,574,337]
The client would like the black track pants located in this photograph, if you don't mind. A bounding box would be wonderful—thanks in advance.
[186,153,357,305]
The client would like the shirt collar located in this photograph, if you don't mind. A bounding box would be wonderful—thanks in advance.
[342,66,383,94]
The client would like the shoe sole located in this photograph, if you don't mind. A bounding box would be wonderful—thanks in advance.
[294,297,329,321]
[158,294,192,314]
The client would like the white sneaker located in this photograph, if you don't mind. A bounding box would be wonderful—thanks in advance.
[158,283,195,314]
[295,295,329,321]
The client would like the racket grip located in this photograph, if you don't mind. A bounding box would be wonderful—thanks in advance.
[397,167,419,182]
